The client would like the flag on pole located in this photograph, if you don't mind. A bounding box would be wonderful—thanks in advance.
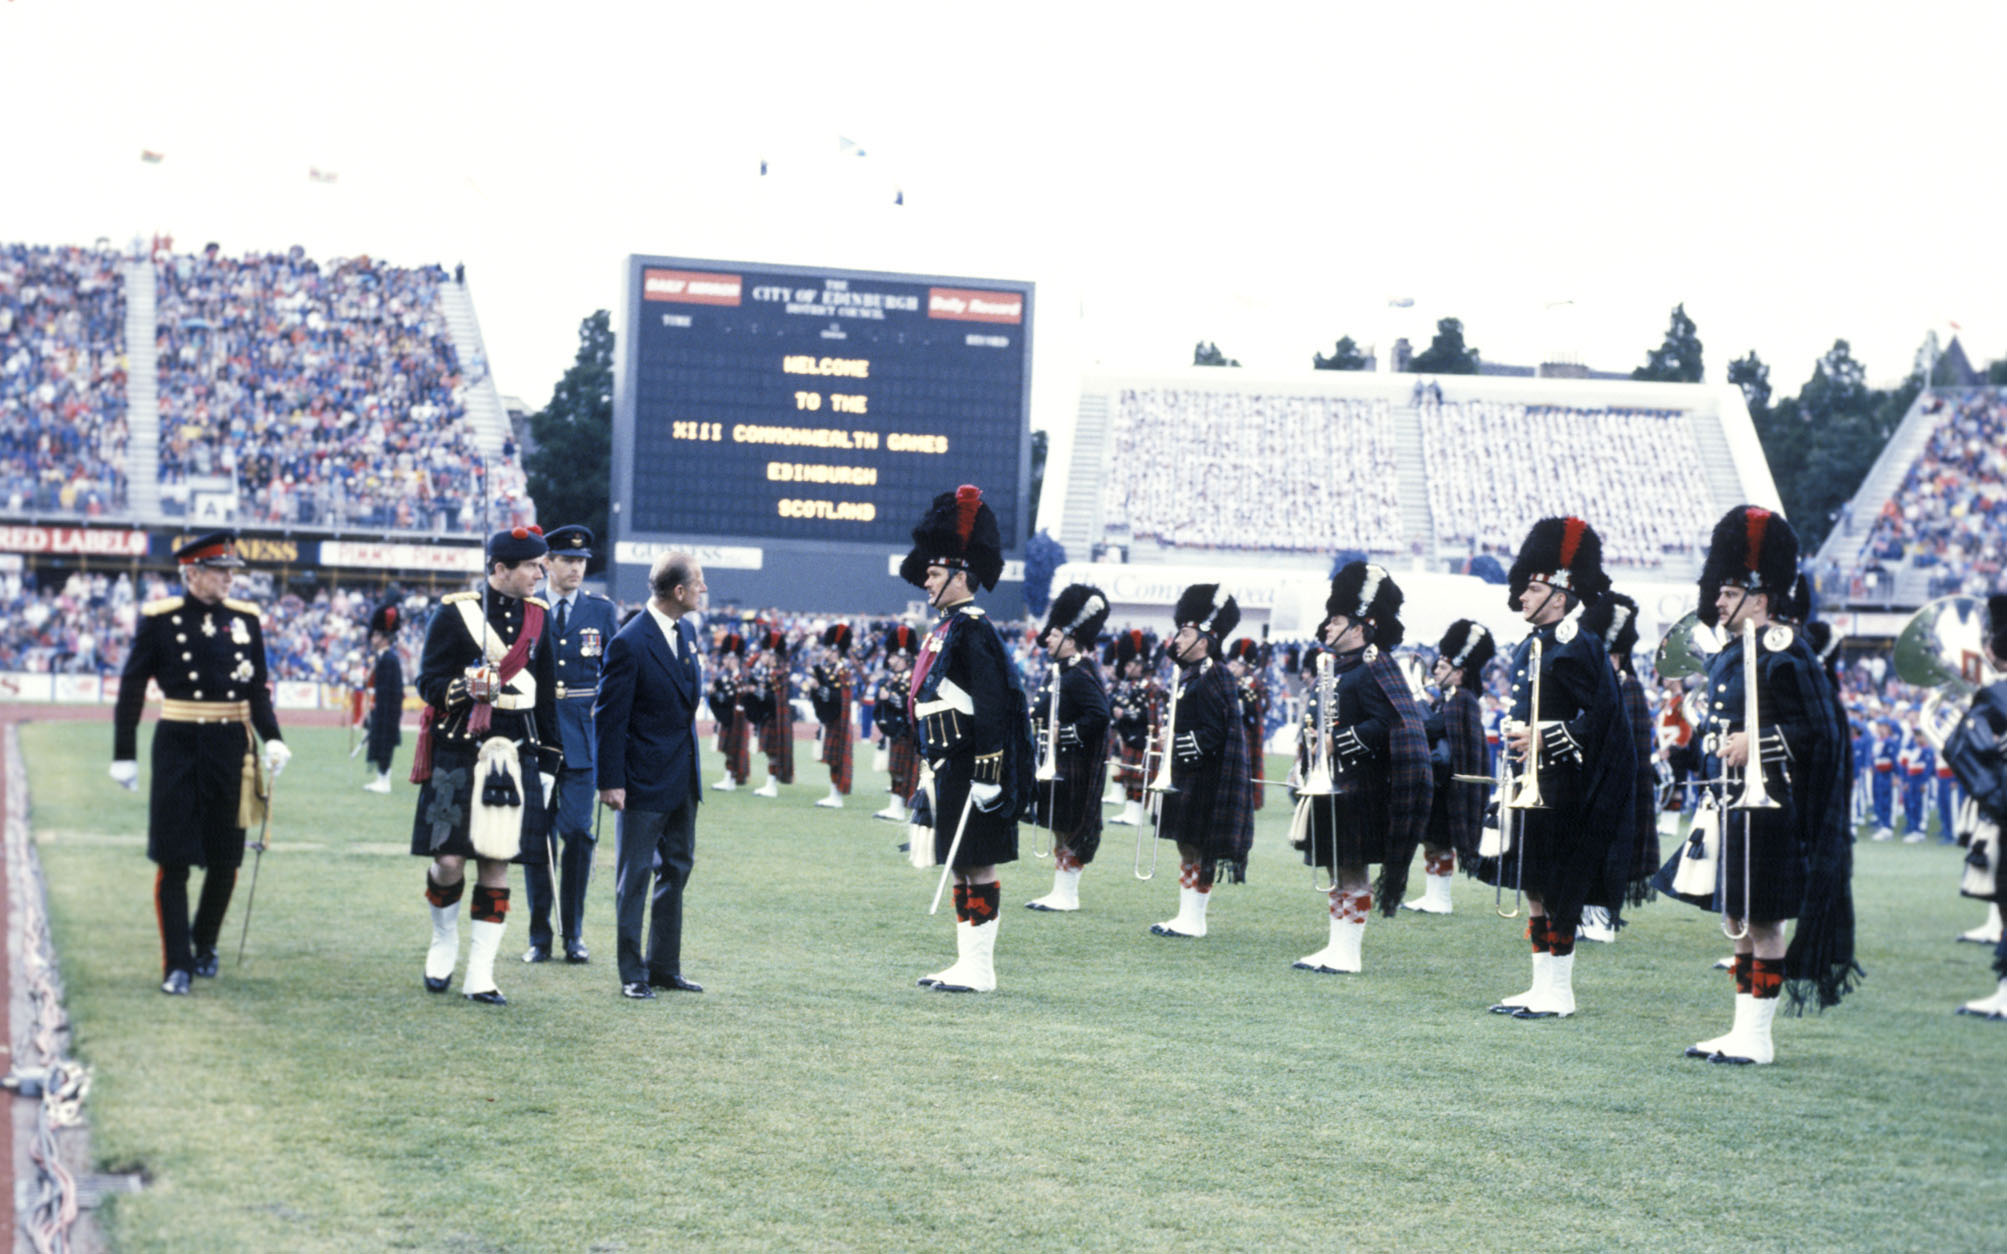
[140,150,165,164]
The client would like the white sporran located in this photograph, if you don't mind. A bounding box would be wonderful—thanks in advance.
[1962,816,2000,900]
[1671,793,1723,898]
[468,737,527,861]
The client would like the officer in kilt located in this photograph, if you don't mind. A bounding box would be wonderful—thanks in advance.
[409,526,561,1005]
[522,523,617,965]
[1408,619,1495,914]
[363,600,405,794]
[809,623,857,809]
[1481,517,1635,1020]
[904,486,1033,993]
[1288,562,1432,974]
[1149,584,1255,940]
[1106,629,1159,827]
[1225,638,1269,811]
[1576,591,1657,942]
[1654,505,1858,1063]
[750,629,795,797]
[1946,594,2007,1019]
[707,632,752,791]
[871,625,922,824]
[1025,583,1111,913]
[112,532,289,994]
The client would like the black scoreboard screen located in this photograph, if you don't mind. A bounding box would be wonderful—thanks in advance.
[621,257,1033,548]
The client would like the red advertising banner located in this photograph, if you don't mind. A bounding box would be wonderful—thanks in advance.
[0,525,150,557]
[926,287,1024,324]
[643,269,744,306]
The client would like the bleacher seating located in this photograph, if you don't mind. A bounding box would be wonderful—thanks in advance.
[1419,399,1715,566]
[1102,389,1404,552]
[1851,388,2006,598]
[0,243,127,515]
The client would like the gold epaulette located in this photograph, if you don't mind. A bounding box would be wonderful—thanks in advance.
[443,591,479,604]
[958,605,987,619]
[526,595,550,610]
[223,597,262,616]
[142,595,184,616]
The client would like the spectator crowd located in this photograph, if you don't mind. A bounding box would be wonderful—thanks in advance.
[0,243,128,515]
[1852,388,2007,599]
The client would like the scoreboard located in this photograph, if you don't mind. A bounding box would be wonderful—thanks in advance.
[614,257,1033,599]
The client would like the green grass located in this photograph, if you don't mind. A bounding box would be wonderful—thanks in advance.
[21,720,2007,1252]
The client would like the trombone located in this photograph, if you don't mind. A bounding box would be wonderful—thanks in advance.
[1722,617,1780,940]
[1134,678,1181,881]
[1031,661,1062,859]
[1294,651,1341,892]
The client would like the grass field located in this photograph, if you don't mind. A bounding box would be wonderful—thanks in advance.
[19,719,2007,1252]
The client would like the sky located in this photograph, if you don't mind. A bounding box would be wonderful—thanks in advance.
[4,0,2001,437]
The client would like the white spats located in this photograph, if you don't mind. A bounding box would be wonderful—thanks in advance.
[816,785,844,809]
[1955,978,2007,1020]
[1958,903,2003,945]
[364,772,392,794]
[462,919,507,997]
[1514,952,1576,1019]
[426,903,461,983]
[933,921,998,993]
[874,796,910,823]
[1491,954,1549,1014]
[1149,886,1210,938]
[1295,913,1363,974]
[918,922,969,988]
[1711,995,1778,1064]
[753,774,779,798]
[1687,994,1753,1058]
[1111,799,1144,827]
[711,773,738,792]
[1026,866,1082,912]
[1402,873,1454,914]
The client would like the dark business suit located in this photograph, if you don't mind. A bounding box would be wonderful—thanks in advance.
[594,604,703,986]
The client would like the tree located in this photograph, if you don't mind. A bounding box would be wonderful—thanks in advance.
[1313,336,1370,371]
[1631,303,1704,383]
[1406,318,1480,374]
[524,310,614,567]
[1193,341,1241,367]
[1027,429,1048,532]
[1728,350,1771,418]
[1022,530,1067,616]
[1989,358,2007,386]
[1751,339,1909,553]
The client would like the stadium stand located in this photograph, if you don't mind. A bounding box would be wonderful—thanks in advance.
[1840,388,2006,600]
[0,243,128,515]
[151,245,517,530]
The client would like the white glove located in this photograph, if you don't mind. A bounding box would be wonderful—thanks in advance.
[541,773,558,805]
[970,781,1003,811]
[110,760,139,791]
[262,740,292,777]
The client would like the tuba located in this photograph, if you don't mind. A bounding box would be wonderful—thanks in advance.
[1654,610,1722,730]
[1895,596,2001,749]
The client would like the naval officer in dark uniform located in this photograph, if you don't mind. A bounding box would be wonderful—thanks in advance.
[523,524,618,964]
[112,532,288,994]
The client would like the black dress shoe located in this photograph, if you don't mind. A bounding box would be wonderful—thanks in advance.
[564,941,590,964]
[193,949,220,978]
[423,975,451,994]
[649,973,704,993]
[621,982,656,999]
[161,969,192,996]
[521,945,552,964]
[464,989,508,1005]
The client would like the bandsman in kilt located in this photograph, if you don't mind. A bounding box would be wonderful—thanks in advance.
[1287,562,1432,973]
[1575,591,1656,942]
[1107,629,1159,827]
[408,526,561,1005]
[1149,584,1255,940]
[1654,506,1859,1063]
[871,625,922,824]
[363,600,405,794]
[112,532,289,995]
[808,622,858,809]
[1945,594,2007,1019]
[1407,619,1495,914]
[750,628,795,797]
[1225,638,1269,811]
[1481,517,1635,1020]
[707,632,752,791]
[1025,583,1112,913]
[903,485,1034,993]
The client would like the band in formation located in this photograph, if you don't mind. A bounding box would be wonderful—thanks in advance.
[114,487,2007,1065]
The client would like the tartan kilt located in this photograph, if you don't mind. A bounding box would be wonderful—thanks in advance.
[408,743,550,864]
[1248,723,1266,811]
[887,734,921,800]
[1292,776,1395,868]
[1120,739,1147,803]
[1472,764,1615,926]
[1657,780,1807,922]
[721,709,751,783]
[821,709,853,794]
[931,760,1018,869]
[759,703,795,783]
[1032,760,1106,864]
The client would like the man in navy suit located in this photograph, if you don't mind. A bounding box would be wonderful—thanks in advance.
[524,524,620,964]
[595,552,707,1000]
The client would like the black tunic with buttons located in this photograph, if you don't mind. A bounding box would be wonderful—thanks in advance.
[113,595,283,868]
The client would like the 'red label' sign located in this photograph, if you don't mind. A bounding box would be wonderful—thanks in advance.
[0,526,150,557]
[643,269,743,305]
[927,287,1023,324]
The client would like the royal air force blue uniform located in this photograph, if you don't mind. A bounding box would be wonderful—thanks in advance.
[525,584,620,954]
